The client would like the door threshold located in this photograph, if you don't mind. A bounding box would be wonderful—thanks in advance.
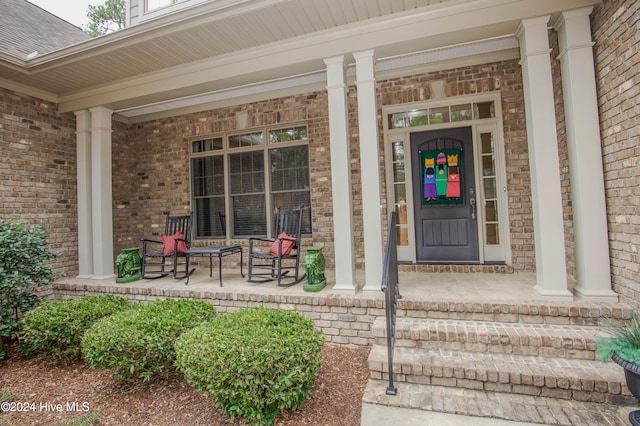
[398,263,514,274]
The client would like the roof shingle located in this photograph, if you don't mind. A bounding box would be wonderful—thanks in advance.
[0,0,92,58]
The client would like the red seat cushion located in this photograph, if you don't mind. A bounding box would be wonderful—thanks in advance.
[162,231,188,255]
[269,232,295,255]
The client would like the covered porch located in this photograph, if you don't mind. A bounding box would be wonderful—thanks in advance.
[64,0,616,304]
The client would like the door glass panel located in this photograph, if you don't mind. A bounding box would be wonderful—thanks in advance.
[391,141,408,246]
[485,223,499,245]
[483,177,496,199]
[393,162,405,182]
[485,200,498,221]
[408,110,428,127]
[481,132,494,153]
[451,104,472,122]
[480,131,500,245]
[389,113,407,129]
[429,107,449,124]
[474,101,495,119]
[482,155,495,176]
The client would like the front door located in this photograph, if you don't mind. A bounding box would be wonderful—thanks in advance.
[411,127,479,262]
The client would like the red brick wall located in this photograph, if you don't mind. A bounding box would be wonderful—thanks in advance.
[591,0,640,306]
[118,93,351,268]
[0,88,79,275]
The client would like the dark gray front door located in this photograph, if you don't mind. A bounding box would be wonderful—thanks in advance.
[411,127,479,262]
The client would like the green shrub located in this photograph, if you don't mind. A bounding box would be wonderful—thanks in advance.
[175,307,325,426]
[0,219,60,360]
[22,295,132,361]
[82,298,216,382]
[596,310,640,364]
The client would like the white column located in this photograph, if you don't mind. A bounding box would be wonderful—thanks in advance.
[554,8,617,301]
[89,107,115,279]
[353,50,383,293]
[324,55,357,292]
[516,17,572,300]
[74,110,93,278]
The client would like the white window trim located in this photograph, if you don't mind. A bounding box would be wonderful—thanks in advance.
[189,123,310,240]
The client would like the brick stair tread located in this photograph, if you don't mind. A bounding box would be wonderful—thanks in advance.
[394,298,632,321]
[373,317,607,352]
[362,379,635,425]
[374,316,609,339]
[368,344,625,385]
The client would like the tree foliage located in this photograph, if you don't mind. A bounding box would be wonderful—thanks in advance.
[84,0,126,37]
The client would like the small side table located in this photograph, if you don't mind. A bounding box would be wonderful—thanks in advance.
[185,246,243,286]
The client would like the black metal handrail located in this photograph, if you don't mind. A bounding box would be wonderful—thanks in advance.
[381,211,401,395]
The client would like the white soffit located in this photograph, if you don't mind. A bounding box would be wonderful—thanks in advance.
[376,35,519,72]
[116,35,519,121]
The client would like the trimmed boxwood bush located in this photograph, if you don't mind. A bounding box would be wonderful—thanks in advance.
[82,298,216,382]
[22,295,132,361]
[175,307,325,426]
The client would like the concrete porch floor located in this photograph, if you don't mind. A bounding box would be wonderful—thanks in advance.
[65,267,544,303]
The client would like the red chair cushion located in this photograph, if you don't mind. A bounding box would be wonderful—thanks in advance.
[162,231,188,255]
[269,232,295,255]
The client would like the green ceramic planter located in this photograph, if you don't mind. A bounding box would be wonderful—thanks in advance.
[303,246,326,292]
[116,247,142,283]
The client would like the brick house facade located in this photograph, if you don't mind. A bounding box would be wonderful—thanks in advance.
[1,0,638,305]
[592,0,640,306]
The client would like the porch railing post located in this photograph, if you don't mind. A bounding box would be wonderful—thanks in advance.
[381,211,401,395]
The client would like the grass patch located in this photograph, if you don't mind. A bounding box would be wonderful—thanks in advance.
[56,410,101,426]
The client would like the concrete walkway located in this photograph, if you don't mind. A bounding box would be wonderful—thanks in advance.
[361,379,636,426]
[361,403,540,426]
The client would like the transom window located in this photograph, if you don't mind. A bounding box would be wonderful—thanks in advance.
[388,101,495,129]
[190,125,311,239]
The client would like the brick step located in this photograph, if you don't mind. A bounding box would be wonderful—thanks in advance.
[372,317,607,360]
[368,344,635,404]
[362,379,636,425]
[395,299,631,325]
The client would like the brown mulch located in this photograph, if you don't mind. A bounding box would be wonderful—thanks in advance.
[0,344,371,426]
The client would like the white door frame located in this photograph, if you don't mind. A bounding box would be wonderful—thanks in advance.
[383,93,510,265]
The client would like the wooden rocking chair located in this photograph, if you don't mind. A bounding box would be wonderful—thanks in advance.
[247,207,306,286]
[141,212,192,279]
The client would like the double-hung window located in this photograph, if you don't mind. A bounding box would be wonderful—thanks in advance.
[191,125,311,239]
[146,0,187,12]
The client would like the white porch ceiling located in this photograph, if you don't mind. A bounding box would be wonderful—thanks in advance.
[0,0,600,122]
